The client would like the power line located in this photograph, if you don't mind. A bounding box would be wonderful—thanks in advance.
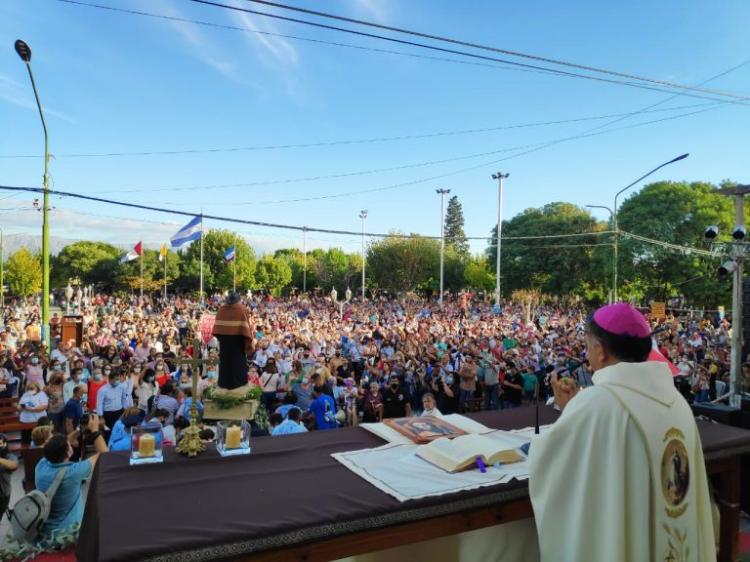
[238,0,750,102]
[172,0,750,105]
[0,183,616,242]
[52,0,552,79]
[83,102,720,202]
[0,101,717,160]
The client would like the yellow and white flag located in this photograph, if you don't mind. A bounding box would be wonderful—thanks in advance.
[158,242,167,262]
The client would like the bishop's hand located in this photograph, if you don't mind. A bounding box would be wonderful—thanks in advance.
[551,371,579,412]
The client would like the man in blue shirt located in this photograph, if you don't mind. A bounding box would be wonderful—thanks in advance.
[271,408,308,436]
[96,372,129,435]
[35,414,107,536]
[308,386,337,430]
[64,385,84,433]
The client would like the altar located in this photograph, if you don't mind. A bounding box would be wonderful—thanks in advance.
[76,407,750,562]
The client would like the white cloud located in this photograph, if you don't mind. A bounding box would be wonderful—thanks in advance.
[231,10,299,67]
[0,73,76,124]
[352,0,390,23]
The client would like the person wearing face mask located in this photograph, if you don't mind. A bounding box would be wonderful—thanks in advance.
[24,354,45,389]
[63,368,83,403]
[432,369,459,415]
[87,368,107,412]
[96,371,129,436]
[197,364,218,400]
[381,376,411,419]
[136,368,158,418]
[17,382,49,444]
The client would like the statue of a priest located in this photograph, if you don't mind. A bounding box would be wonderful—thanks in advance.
[212,293,254,390]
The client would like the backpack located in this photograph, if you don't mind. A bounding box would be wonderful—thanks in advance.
[7,466,68,543]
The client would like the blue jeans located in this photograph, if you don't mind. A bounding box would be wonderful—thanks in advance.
[459,389,474,411]
[483,384,499,410]
[503,401,519,409]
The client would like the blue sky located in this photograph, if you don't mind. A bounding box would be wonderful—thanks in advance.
[1,0,749,255]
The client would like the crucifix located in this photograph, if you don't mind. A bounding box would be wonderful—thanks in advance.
[176,337,211,457]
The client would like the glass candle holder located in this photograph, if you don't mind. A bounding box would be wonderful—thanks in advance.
[216,420,251,457]
[130,423,164,465]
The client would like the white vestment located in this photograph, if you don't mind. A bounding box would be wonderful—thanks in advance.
[529,361,715,562]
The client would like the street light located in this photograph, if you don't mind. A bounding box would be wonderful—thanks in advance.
[491,172,509,305]
[15,39,51,346]
[585,204,615,303]
[592,153,689,302]
[359,210,367,301]
[436,189,451,306]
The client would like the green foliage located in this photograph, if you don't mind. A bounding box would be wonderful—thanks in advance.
[487,202,606,297]
[52,241,121,289]
[255,255,293,296]
[463,256,495,291]
[203,385,261,409]
[179,230,256,293]
[115,248,181,292]
[367,235,440,293]
[616,181,733,307]
[6,248,42,296]
[312,248,360,292]
[444,195,469,256]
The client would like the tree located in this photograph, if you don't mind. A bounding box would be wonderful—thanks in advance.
[313,248,360,292]
[52,241,121,289]
[367,235,440,293]
[616,181,735,307]
[444,195,469,256]
[274,248,320,291]
[255,255,292,296]
[486,202,605,298]
[6,248,42,296]
[511,289,545,324]
[179,230,256,293]
[116,249,181,293]
[463,256,495,291]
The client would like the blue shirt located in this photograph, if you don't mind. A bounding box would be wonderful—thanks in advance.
[35,458,92,534]
[271,419,308,436]
[108,419,132,452]
[95,383,129,415]
[275,404,301,418]
[309,394,337,430]
[63,398,83,429]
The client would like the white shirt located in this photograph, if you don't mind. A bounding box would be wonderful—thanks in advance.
[19,390,49,423]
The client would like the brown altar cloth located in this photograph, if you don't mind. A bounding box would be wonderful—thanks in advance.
[76,407,750,562]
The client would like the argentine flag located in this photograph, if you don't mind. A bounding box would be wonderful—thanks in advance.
[224,245,236,262]
[171,216,202,248]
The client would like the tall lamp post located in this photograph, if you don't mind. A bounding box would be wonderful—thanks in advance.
[585,205,615,303]
[591,153,689,302]
[359,210,367,301]
[491,172,509,306]
[436,189,451,306]
[15,39,51,347]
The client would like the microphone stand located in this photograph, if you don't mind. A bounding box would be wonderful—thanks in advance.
[534,380,540,435]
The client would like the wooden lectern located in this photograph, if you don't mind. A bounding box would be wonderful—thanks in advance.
[61,315,83,347]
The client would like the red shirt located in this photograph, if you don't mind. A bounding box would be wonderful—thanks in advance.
[87,379,107,411]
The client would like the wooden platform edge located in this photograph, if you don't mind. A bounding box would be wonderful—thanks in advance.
[235,499,534,562]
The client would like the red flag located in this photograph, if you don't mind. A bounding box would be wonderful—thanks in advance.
[120,241,143,263]
[134,241,143,256]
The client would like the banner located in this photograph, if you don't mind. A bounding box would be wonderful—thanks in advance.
[650,302,666,319]
[200,313,216,344]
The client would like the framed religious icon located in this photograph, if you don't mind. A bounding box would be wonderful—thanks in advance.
[383,416,467,444]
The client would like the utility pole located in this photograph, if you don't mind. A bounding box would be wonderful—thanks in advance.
[491,173,509,305]
[718,184,750,408]
[0,228,4,315]
[302,227,308,293]
[359,210,367,301]
[436,188,451,306]
[15,40,51,346]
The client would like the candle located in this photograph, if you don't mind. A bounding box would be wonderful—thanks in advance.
[138,434,155,458]
[225,425,242,449]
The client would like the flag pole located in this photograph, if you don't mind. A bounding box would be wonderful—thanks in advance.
[199,212,204,306]
[139,242,144,300]
[233,234,237,293]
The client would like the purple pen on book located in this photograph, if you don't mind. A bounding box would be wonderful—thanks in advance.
[475,457,487,473]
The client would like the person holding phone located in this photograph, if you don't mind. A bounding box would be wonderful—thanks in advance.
[17,382,49,444]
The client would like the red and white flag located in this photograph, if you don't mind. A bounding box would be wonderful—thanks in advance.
[120,241,143,263]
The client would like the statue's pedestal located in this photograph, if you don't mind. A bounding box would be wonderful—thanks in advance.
[203,384,259,421]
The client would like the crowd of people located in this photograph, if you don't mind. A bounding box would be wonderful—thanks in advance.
[0,290,747,547]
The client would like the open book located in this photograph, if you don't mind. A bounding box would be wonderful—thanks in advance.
[416,432,523,473]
